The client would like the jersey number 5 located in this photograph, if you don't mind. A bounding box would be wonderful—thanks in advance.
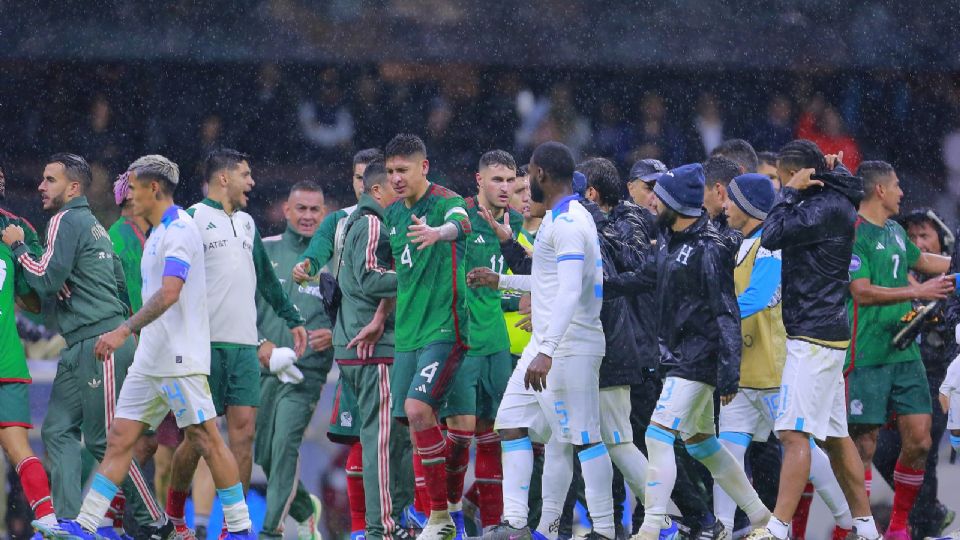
[401,244,413,268]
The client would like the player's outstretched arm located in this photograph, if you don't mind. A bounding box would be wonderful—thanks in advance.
[296,210,340,282]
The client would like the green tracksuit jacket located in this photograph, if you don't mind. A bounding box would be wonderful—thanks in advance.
[333,194,397,364]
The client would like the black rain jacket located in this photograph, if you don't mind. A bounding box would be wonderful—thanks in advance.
[760,168,864,343]
[605,214,742,395]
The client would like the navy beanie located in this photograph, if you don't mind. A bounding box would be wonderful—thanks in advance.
[572,171,587,196]
[728,173,776,220]
[653,163,704,217]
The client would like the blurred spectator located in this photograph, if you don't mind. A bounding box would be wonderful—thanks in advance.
[75,95,123,170]
[753,94,794,153]
[591,99,633,166]
[531,84,592,161]
[298,68,355,157]
[239,64,295,162]
[688,92,725,160]
[941,113,960,223]
[351,74,387,149]
[757,151,780,190]
[797,105,862,172]
[625,92,685,168]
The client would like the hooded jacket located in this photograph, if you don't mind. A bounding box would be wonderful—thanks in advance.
[500,198,659,386]
[760,168,864,345]
[605,214,742,394]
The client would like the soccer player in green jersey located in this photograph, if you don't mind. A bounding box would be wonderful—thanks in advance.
[846,161,953,538]
[109,171,149,314]
[440,150,523,535]
[384,134,471,540]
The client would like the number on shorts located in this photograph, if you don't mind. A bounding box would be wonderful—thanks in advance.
[401,244,413,268]
[419,361,439,384]
[554,400,570,436]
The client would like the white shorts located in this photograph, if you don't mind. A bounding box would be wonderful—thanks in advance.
[650,377,716,440]
[947,390,960,431]
[774,339,847,441]
[719,388,779,442]
[600,386,634,444]
[114,372,217,430]
[495,351,603,445]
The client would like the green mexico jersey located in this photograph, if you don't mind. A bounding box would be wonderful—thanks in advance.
[846,218,922,368]
[386,183,470,352]
[0,240,30,381]
[464,197,524,355]
[108,217,146,314]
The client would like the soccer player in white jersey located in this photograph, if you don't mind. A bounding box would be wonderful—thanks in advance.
[467,141,614,540]
[165,149,307,538]
[33,155,254,540]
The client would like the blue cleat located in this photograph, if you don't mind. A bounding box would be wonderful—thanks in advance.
[451,510,466,540]
[97,527,124,540]
[658,519,679,540]
[401,505,428,531]
[33,520,99,540]
[350,532,366,540]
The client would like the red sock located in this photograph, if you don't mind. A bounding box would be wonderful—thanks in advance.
[445,429,473,505]
[889,460,924,531]
[831,527,851,540]
[166,487,189,524]
[16,457,55,520]
[790,482,815,539]
[346,441,367,533]
[109,493,126,528]
[413,426,449,512]
[413,452,429,514]
[474,430,503,527]
[864,466,872,499]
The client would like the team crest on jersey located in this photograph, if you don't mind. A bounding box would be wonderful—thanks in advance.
[340,412,353,427]
[390,227,396,235]
[244,222,251,232]
[676,245,694,265]
[849,255,861,272]
[894,234,906,251]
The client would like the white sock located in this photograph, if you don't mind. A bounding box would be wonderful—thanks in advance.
[852,516,880,539]
[765,516,789,539]
[77,474,119,533]
[217,483,252,532]
[578,444,615,539]
[501,436,534,529]
[809,442,853,528]
[37,515,58,526]
[714,432,750,532]
[608,442,648,502]
[639,426,677,534]
[535,439,573,540]
[686,436,770,526]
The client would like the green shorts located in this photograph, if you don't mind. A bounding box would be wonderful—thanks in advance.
[209,345,261,416]
[0,383,31,428]
[327,376,360,443]
[391,341,466,418]
[847,360,932,425]
[440,350,513,420]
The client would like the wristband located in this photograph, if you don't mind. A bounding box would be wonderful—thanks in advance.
[258,338,269,347]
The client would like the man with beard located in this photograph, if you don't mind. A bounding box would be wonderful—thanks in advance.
[3,153,168,539]
[747,140,878,540]
[468,142,614,540]
[605,163,770,539]
[165,149,307,539]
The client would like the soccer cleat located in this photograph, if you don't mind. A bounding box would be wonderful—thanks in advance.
[743,529,776,540]
[451,511,467,540]
[350,532,366,540]
[134,520,176,540]
[882,531,910,540]
[298,494,323,540]
[172,524,198,540]
[658,520,679,540]
[32,519,98,540]
[417,521,457,540]
[696,521,729,540]
[581,531,614,540]
[194,526,207,540]
[223,531,256,540]
[403,506,429,532]
[97,527,125,540]
[471,521,531,540]
[842,529,877,540]
[925,533,960,540]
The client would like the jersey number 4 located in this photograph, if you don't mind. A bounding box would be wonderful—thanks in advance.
[401,244,413,268]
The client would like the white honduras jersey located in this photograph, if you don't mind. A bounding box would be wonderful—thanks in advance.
[528,196,605,358]
[134,205,210,377]
[189,200,259,345]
